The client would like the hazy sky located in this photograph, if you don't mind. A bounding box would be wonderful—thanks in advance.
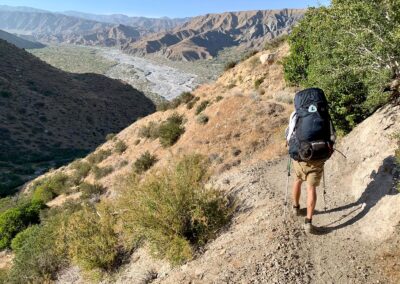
[0,0,330,18]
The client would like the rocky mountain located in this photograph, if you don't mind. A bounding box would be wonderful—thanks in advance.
[62,11,190,33]
[0,9,144,47]
[123,9,305,61]
[0,39,155,196]
[0,29,45,49]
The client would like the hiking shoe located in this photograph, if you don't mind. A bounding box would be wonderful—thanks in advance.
[292,205,300,216]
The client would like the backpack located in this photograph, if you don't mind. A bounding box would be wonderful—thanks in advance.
[289,88,335,161]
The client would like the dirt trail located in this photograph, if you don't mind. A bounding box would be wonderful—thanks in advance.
[145,103,399,284]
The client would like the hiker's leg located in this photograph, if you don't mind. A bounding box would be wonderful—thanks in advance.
[306,185,317,219]
[292,179,302,207]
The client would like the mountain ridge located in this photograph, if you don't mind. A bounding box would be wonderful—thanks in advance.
[123,9,305,61]
[0,29,45,49]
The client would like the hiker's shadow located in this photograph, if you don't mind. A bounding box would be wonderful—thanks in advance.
[316,156,398,234]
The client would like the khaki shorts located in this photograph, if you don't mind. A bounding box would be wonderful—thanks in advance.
[292,159,325,187]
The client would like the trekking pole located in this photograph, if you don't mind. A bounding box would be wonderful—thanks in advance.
[322,170,327,212]
[283,156,292,222]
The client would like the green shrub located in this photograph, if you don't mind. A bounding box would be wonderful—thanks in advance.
[283,3,399,132]
[224,61,237,71]
[197,114,209,125]
[8,215,67,283]
[157,101,172,111]
[254,77,265,89]
[186,96,200,110]
[80,182,106,199]
[92,166,114,179]
[158,114,185,147]
[195,100,210,115]
[241,50,258,61]
[117,155,233,265]
[156,92,195,111]
[134,151,158,174]
[105,133,116,141]
[264,34,288,50]
[32,185,56,203]
[61,206,119,272]
[115,140,128,154]
[138,122,160,139]
[87,149,112,165]
[0,200,45,249]
[215,96,223,102]
[32,173,70,198]
[71,160,92,184]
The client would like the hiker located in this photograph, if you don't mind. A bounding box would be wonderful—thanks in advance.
[286,88,336,234]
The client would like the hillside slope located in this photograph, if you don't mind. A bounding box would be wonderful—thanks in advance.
[0,29,44,49]
[7,41,399,283]
[123,9,304,61]
[0,40,155,195]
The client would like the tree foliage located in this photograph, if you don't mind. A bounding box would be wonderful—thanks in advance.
[284,0,400,132]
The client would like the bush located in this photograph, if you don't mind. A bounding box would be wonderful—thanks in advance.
[80,182,106,199]
[158,114,185,147]
[156,92,195,111]
[71,160,92,184]
[264,34,288,50]
[92,166,114,179]
[8,215,67,283]
[283,3,399,132]
[186,96,200,110]
[31,173,71,199]
[215,96,223,102]
[224,61,237,71]
[117,155,233,265]
[32,185,56,203]
[138,122,160,139]
[0,200,45,249]
[254,78,265,89]
[241,50,258,61]
[195,100,210,115]
[133,151,158,174]
[87,149,112,165]
[115,140,128,154]
[197,114,209,125]
[61,206,119,272]
[105,133,116,141]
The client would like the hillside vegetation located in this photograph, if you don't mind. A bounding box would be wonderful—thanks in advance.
[0,38,293,282]
[283,0,400,132]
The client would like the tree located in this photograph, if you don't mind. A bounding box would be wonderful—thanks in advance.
[284,0,400,132]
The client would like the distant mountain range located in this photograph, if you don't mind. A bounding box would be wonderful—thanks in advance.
[62,11,189,33]
[0,29,45,49]
[0,5,305,61]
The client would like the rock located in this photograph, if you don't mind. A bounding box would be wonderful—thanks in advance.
[260,53,276,65]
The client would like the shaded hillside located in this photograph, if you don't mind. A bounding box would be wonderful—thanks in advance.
[123,9,304,61]
[0,29,45,49]
[0,40,155,196]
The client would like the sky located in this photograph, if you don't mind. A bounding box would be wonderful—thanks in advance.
[0,0,330,18]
